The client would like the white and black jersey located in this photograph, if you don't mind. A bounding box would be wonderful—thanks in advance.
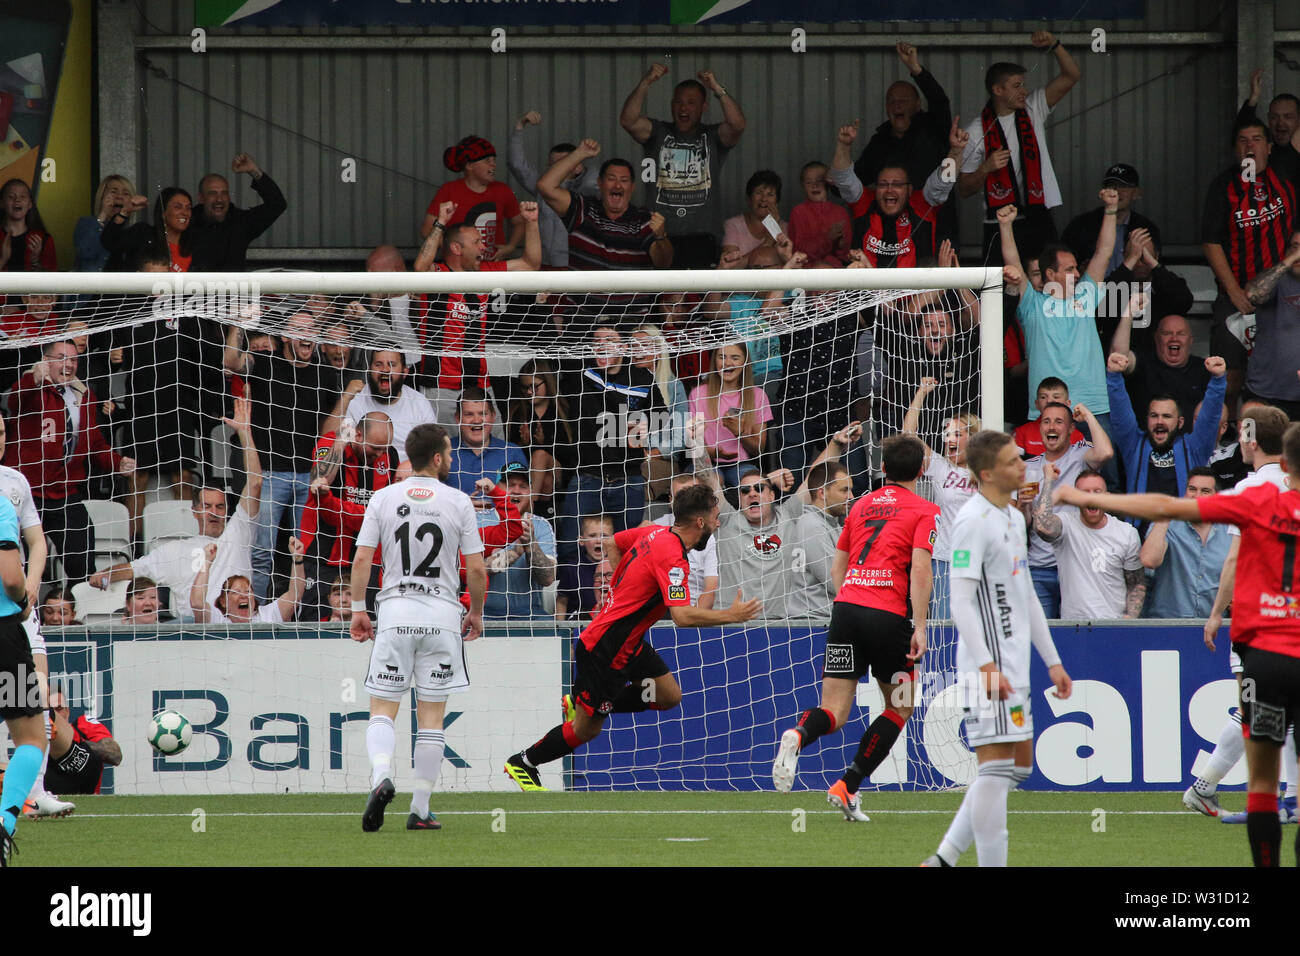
[357,475,483,702]
[948,493,1037,690]
[355,475,483,623]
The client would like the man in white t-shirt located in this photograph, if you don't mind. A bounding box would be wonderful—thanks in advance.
[323,349,436,461]
[87,397,263,621]
[1033,469,1143,619]
[1017,401,1114,617]
[351,423,486,833]
[958,31,1081,262]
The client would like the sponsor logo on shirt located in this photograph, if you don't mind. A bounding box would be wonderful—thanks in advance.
[667,567,685,586]
[668,584,687,602]
[406,486,435,501]
[397,504,410,518]
[750,532,783,558]
[846,569,894,588]
[1010,704,1025,727]
[928,529,937,547]
[1258,591,1300,618]
[953,549,971,568]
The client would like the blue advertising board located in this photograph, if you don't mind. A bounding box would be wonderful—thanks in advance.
[572,621,1240,792]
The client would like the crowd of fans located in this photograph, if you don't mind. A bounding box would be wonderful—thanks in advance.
[2,36,1300,629]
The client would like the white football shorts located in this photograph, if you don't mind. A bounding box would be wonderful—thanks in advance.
[365,621,468,702]
[23,614,45,656]
[963,687,1034,747]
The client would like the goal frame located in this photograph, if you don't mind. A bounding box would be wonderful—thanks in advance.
[0,267,1005,431]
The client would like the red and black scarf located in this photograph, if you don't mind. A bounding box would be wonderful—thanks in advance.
[858,205,916,268]
[981,101,1045,210]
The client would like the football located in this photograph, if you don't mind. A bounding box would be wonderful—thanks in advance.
[148,710,193,755]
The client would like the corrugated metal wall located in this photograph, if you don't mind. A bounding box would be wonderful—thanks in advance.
[128,0,1240,259]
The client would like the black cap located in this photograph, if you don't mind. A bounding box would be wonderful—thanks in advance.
[1101,163,1139,187]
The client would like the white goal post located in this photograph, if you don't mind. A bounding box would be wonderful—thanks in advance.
[0,267,1004,430]
[0,265,1002,794]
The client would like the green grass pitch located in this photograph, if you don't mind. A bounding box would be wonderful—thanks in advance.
[14,790,1266,867]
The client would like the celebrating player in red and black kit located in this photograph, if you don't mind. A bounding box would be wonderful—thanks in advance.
[773,435,938,822]
[1056,422,1300,866]
[504,485,761,790]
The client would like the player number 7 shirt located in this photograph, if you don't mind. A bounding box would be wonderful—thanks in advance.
[835,483,939,617]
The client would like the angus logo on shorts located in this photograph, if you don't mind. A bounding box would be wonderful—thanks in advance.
[431,663,454,683]
[1010,704,1025,727]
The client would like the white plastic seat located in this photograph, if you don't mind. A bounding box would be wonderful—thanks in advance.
[143,500,199,552]
[81,498,133,570]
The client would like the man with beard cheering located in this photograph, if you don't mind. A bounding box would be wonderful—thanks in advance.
[1107,350,1228,529]
[503,483,761,791]
[323,349,437,463]
[829,116,968,267]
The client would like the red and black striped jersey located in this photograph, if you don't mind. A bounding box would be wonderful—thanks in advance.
[579,524,692,670]
[418,260,506,392]
[298,431,400,569]
[1201,165,1297,288]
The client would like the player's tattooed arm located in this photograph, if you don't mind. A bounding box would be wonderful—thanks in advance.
[311,420,353,483]
[1123,567,1147,619]
[1245,239,1300,305]
[1032,463,1063,543]
[89,737,123,767]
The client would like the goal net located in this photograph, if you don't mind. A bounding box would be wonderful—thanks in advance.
[0,266,1001,794]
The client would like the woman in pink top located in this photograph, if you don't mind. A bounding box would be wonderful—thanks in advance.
[687,342,773,488]
[721,170,791,266]
[787,161,851,267]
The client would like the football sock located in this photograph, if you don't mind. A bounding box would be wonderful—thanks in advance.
[0,744,43,836]
[970,759,1016,868]
[1246,792,1280,867]
[936,795,973,867]
[1283,727,1297,796]
[611,683,652,714]
[842,710,905,794]
[366,715,395,789]
[410,729,445,819]
[936,763,1031,865]
[794,708,836,749]
[1194,711,1244,796]
[523,722,583,767]
[31,711,50,799]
